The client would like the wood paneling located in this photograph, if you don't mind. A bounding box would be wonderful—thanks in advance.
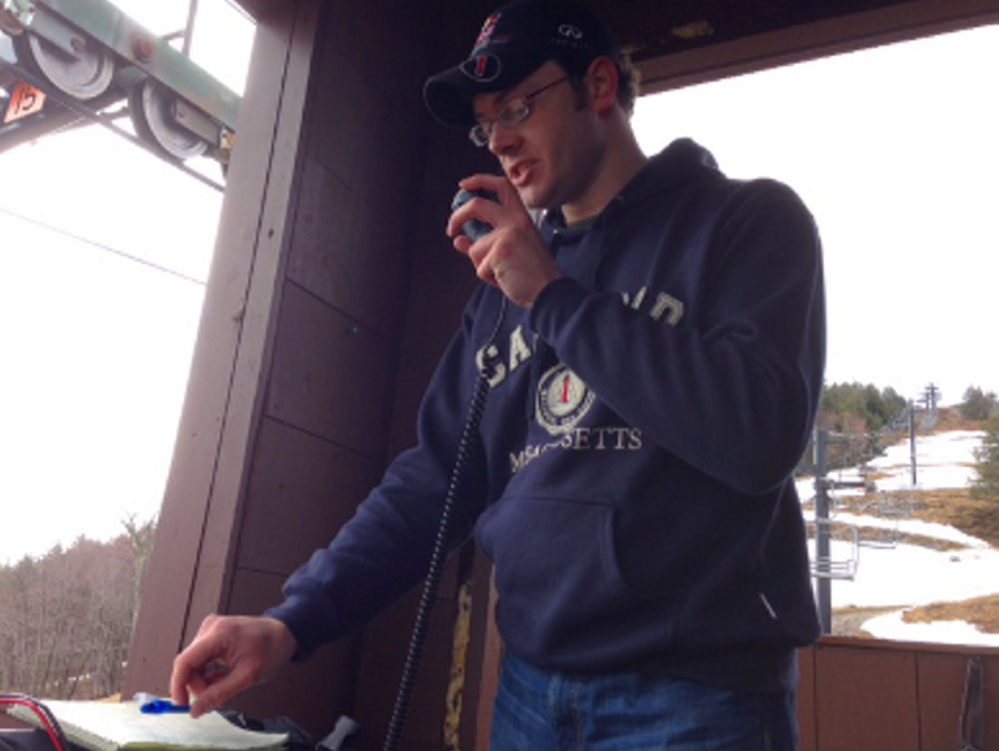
[284,1,431,343]
[183,0,323,643]
[802,639,999,751]
[304,50,424,205]
[917,652,977,751]
[796,645,817,751]
[265,280,396,459]
[123,1,321,698]
[287,159,411,340]
[237,417,383,574]
[815,644,920,750]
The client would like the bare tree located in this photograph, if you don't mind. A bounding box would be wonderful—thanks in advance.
[0,519,156,699]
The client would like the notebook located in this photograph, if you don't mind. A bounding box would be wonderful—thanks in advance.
[5,700,288,751]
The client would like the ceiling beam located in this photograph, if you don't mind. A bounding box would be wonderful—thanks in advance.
[633,0,999,94]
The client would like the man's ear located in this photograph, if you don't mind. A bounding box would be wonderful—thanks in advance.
[586,56,619,114]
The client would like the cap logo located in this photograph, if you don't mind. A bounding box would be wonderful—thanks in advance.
[476,12,501,47]
[558,24,584,40]
[461,53,502,82]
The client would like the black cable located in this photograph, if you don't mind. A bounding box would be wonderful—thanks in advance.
[381,299,506,751]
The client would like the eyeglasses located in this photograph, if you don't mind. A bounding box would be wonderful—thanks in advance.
[469,75,570,148]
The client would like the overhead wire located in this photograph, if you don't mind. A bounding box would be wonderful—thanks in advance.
[0,204,206,287]
[220,0,255,26]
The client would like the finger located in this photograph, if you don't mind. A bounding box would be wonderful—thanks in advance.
[171,663,217,708]
[464,236,495,277]
[458,174,511,202]
[171,654,209,705]
[170,627,228,704]
[452,234,472,256]
[191,656,260,717]
[474,254,499,288]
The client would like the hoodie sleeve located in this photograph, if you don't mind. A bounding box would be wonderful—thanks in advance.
[529,179,826,495]
[264,290,491,660]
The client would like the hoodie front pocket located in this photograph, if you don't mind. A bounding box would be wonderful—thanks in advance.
[475,494,634,646]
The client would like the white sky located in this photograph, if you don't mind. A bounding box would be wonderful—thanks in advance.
[0,13,996,572]
[0,0,253,563]
[633,25,999,406]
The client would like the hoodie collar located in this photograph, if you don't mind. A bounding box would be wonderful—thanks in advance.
[541,138,720,236]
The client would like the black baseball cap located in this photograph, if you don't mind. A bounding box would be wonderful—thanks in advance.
[423,0,620,128]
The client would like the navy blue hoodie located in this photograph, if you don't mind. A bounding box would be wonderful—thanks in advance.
[267,139,825,693]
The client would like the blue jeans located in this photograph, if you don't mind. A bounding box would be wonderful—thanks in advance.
[489,655,798,751]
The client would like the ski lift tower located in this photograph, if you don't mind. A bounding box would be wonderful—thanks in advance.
[811,429,868,633]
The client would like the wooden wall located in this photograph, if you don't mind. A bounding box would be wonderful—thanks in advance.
[125,0,500,748]
[124,0,360,729]
[798,638,998,751]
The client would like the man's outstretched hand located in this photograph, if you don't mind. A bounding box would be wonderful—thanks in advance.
[170,615,297,718]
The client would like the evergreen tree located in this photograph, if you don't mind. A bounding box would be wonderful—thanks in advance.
[970,414,999,499]
[815,382,909,470]
[960,386,998,421]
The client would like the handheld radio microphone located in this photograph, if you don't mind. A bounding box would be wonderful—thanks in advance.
[451,188,498,242]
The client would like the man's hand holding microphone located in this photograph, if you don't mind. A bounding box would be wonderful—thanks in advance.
[447,176,561,308]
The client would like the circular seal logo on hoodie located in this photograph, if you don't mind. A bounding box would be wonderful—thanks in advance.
[536,364,594,435]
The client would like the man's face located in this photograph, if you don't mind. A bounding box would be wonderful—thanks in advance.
[472,61,604,213]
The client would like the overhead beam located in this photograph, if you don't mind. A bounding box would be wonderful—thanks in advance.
[608,0,999,94]
[632,0,999,93]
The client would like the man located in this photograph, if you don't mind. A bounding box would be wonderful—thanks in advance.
[171,0,826,747]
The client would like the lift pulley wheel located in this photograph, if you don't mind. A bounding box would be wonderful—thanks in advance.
[129,77,207,161]
[12,30,114,100]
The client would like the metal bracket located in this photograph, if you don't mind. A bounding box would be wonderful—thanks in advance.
[33,0,240,129]
[173,97,223,147]
[3,0,90,59]
[1,0,34,35]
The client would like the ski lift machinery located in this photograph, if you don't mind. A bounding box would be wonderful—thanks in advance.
[0,0,239,175]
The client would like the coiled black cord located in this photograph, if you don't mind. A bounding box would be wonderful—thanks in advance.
[381,299,506,751]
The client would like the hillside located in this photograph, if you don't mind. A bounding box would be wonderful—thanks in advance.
[802,408,999,641]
